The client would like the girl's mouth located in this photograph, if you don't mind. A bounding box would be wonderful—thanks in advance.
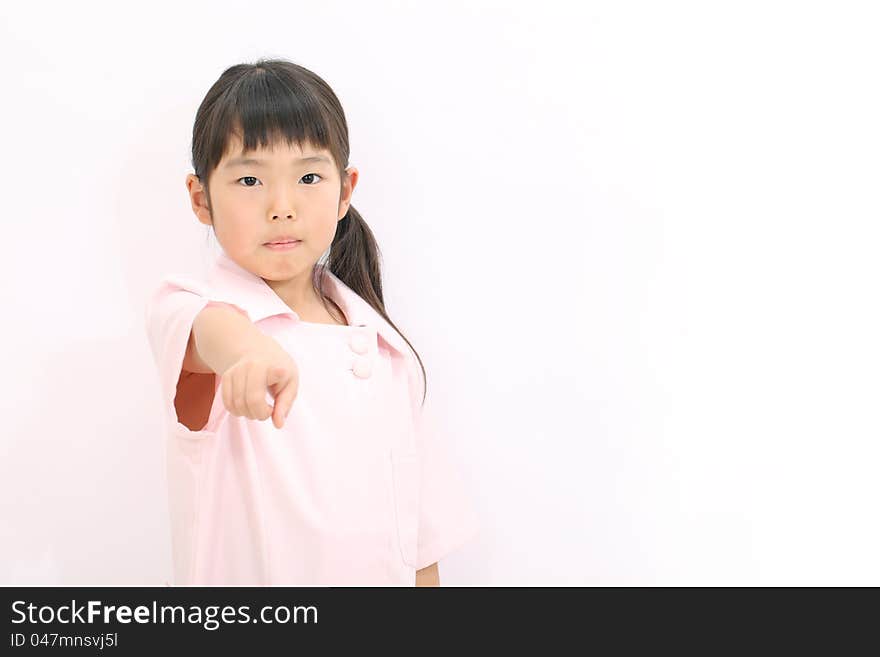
[264,240,302,250]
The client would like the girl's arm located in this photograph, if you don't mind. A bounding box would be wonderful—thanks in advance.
[183,303,264,375]
[174,303,268,432]
[175,301,299,431]
[416,562,439,587]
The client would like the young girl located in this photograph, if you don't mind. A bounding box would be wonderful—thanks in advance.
[144,58,481,586]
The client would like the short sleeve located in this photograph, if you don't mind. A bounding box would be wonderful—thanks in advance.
[143,275,249,435]
[405,357,483,571]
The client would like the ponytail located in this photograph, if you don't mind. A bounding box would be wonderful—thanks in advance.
[321,205,427,407]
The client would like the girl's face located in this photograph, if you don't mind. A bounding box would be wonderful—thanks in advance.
[187,135,358,284]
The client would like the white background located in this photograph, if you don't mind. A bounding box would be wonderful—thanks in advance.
[1,0,878,585]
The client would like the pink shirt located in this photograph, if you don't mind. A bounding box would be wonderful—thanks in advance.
[144,250,481,585]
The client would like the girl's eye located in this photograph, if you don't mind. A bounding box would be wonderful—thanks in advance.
[236,173,323,187]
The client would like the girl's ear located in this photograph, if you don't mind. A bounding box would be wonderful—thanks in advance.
[338,167,359,219]
[186,173,213,226]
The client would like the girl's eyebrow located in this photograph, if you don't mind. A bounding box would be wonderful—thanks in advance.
[223,155,331,168]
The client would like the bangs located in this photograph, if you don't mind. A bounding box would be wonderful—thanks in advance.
[197,66,337,177]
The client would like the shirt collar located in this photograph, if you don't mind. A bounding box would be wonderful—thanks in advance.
[205,250,412,360]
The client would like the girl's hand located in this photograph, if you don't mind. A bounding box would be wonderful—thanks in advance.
[218,334,299,429]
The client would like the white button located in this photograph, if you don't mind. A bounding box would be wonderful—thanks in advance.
[349,333,370,354]
[352,357,372,378]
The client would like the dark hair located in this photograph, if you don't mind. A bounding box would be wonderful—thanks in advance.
[189,57,426,407]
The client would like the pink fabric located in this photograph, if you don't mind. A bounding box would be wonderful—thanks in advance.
[144,250,481,585]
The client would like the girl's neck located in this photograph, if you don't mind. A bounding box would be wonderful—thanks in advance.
[263,273,347,326]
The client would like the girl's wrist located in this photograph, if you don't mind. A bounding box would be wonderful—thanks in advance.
[193,303,263,375]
